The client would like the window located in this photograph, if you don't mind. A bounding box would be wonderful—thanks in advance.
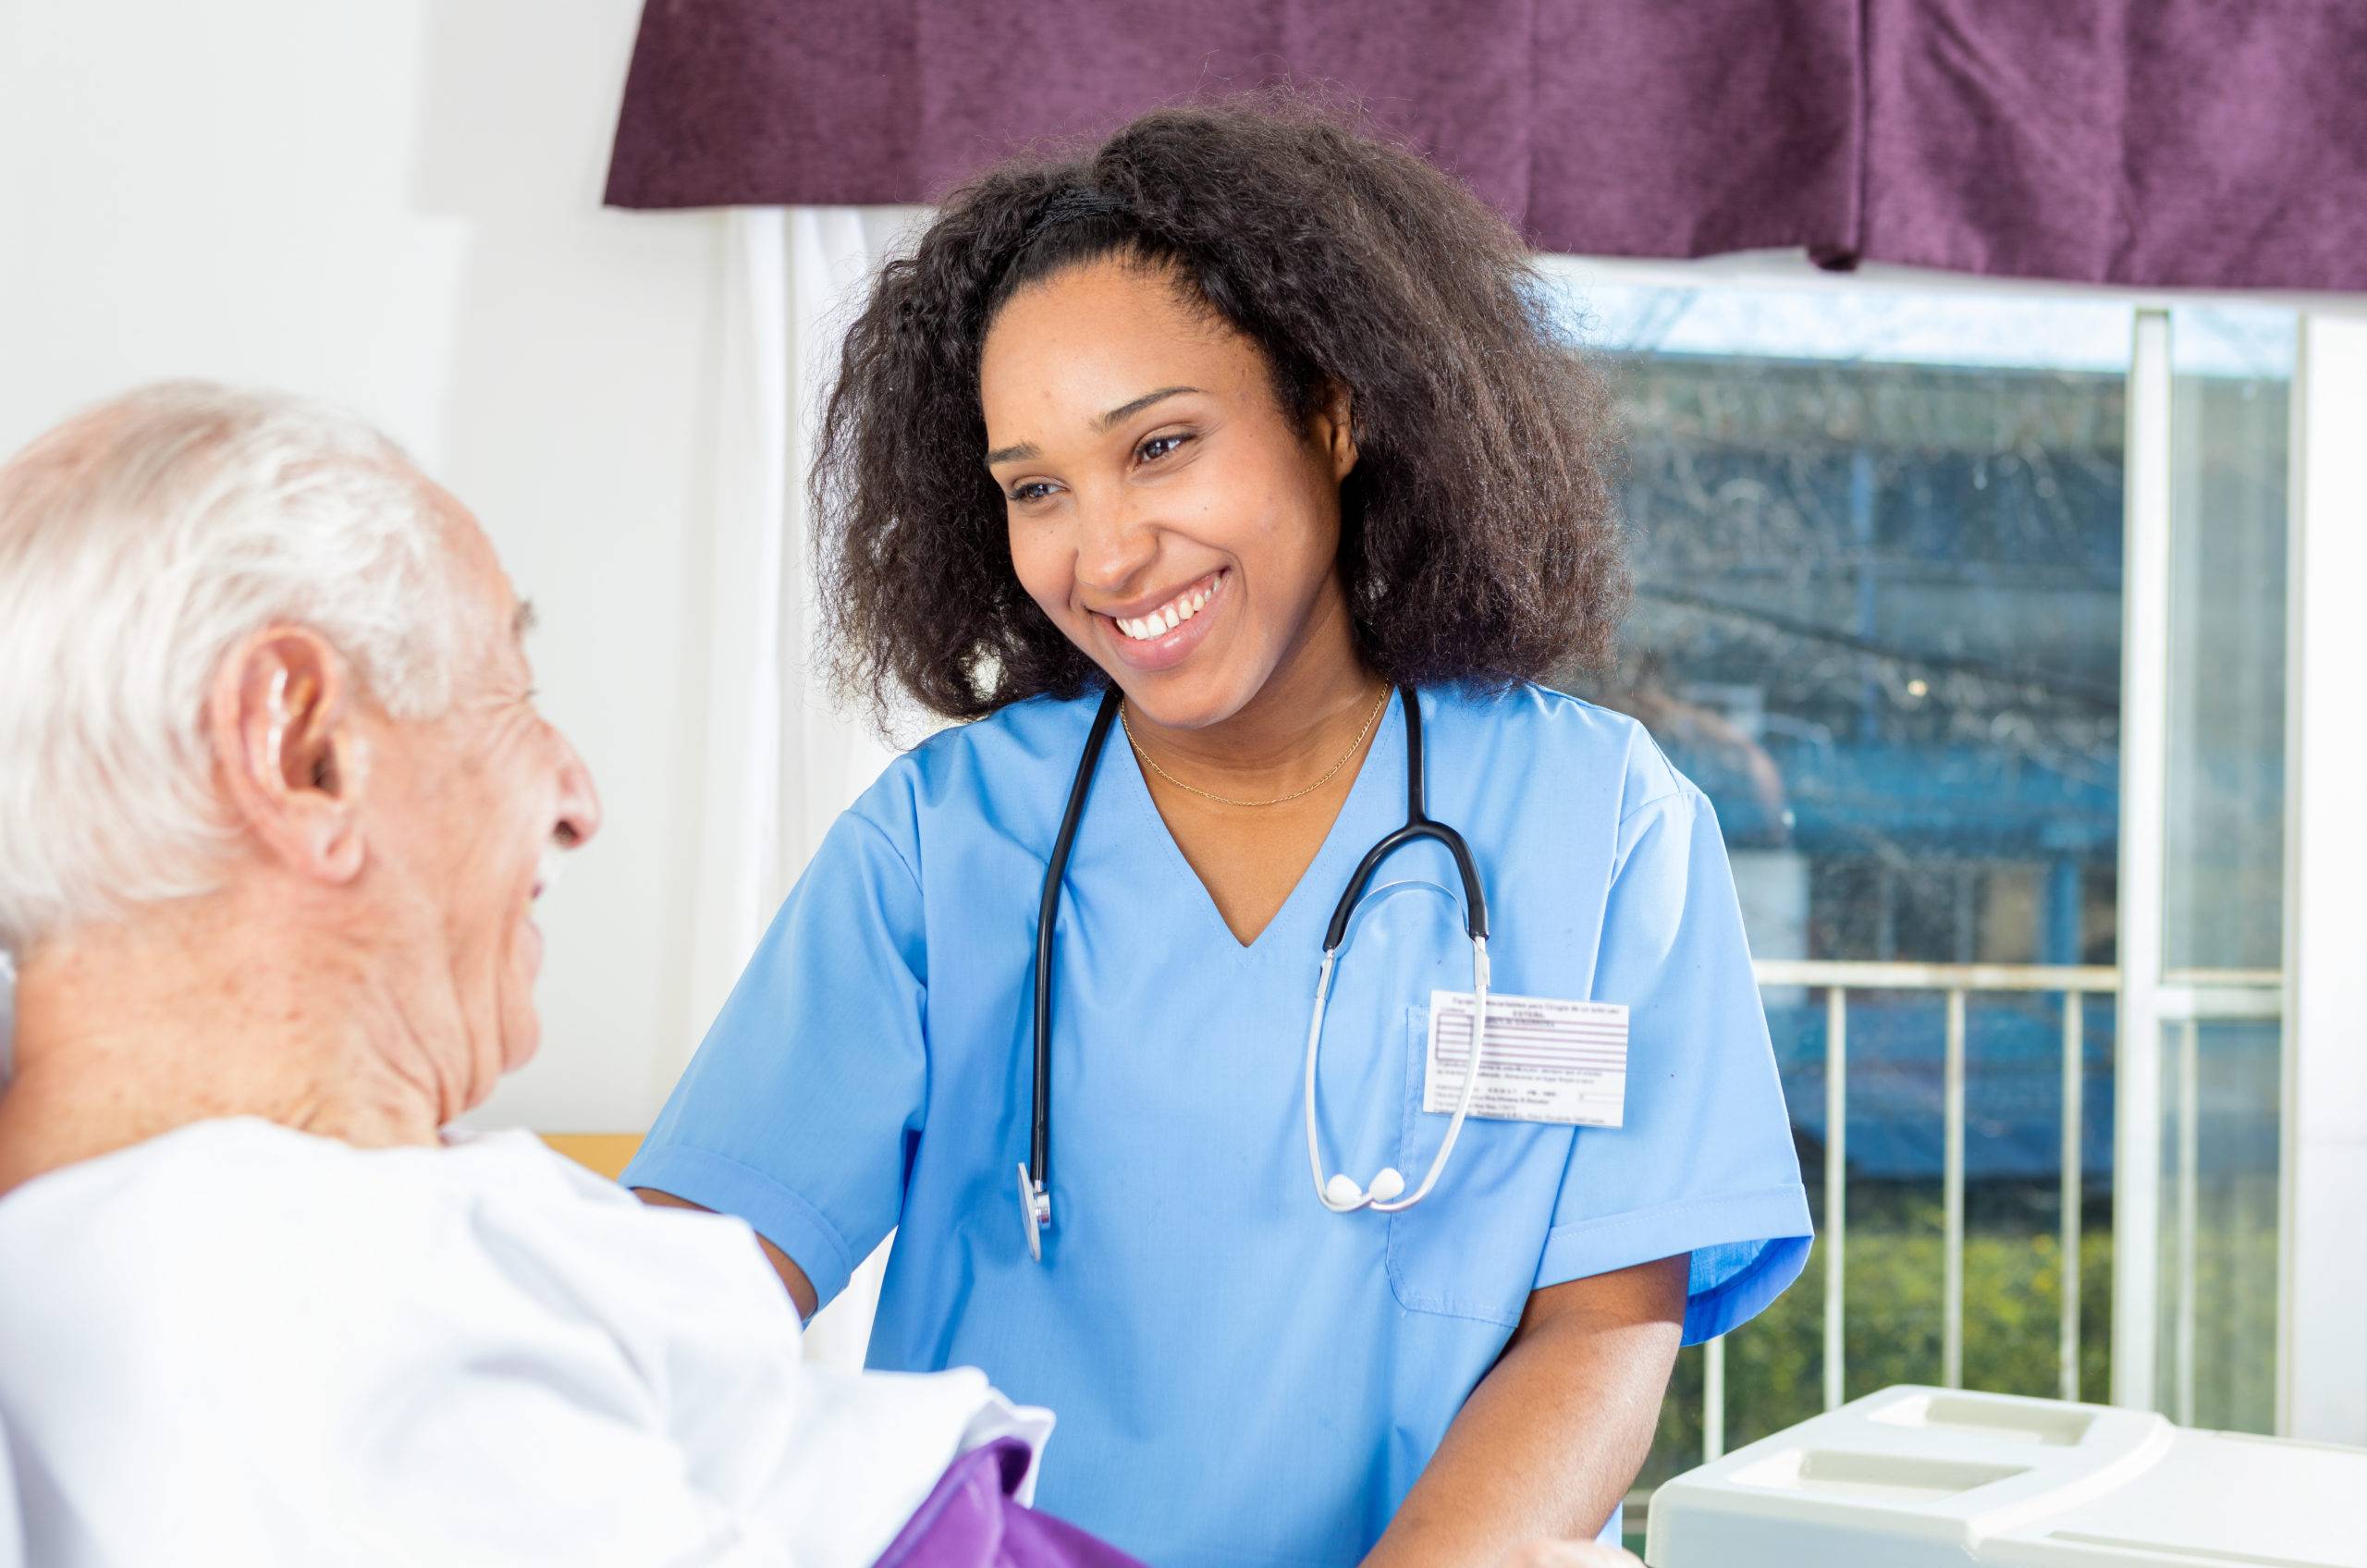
[1535,265,2300,1521]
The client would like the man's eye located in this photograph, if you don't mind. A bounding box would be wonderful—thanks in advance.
[1138,434,1190,463]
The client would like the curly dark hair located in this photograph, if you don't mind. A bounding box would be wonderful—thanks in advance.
[813,94,1628,726]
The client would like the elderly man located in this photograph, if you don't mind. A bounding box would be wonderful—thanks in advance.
[0,385,1139,1568]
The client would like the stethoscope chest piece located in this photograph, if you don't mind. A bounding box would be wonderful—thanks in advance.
[1017,1162,1049,1263]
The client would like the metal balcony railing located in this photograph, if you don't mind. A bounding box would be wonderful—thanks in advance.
[1686,959,2285,1464]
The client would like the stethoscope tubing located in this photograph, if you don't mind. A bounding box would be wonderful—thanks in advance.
[1031,688,1125,1206]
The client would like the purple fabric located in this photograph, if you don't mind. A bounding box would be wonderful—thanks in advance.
[870,1439,1147,1568]
[1860,0,2367,288]
[605,0,2367,291]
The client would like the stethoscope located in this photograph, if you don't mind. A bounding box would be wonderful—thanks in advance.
[1017,684,1492,1262]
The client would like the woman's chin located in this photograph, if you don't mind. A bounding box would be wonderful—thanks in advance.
[1105,642,1267,731]
[1115,669,1255,732]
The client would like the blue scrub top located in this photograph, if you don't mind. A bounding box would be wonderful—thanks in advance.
[627,684,1810,1567]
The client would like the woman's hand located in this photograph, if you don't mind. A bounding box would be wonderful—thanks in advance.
[1501,1541,1643,1568]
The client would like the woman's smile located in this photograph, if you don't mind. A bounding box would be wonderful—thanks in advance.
[1094,566,1229,672]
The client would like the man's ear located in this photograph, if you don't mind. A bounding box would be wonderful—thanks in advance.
[1315,381,1359,484]
[206,626,366,885]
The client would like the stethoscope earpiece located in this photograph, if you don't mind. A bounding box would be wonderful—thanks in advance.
[1317,1165,1410,1212]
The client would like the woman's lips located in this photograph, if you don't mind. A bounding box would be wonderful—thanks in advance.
[1096,569,1227,674]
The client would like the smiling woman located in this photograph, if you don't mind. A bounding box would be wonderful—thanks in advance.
[625,97,1809,1568]
[813,99,1626,728]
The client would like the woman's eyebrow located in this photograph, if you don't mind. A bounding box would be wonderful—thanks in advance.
[986,386,1204,467]
[1097,386,1200,431]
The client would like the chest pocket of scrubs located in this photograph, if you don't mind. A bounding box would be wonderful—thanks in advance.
[1386,1003,1580,1328]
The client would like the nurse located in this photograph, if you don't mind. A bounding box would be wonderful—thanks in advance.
[630,101,1810,1568]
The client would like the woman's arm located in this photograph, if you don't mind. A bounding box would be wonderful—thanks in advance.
[1362,1253,1687,1568]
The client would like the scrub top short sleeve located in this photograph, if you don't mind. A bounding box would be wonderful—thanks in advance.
[623,810,927,1307]
[1531,778,1812,1344]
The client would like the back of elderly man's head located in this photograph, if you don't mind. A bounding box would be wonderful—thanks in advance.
[0,383,470,958]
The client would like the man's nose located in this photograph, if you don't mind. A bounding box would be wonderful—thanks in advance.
[550,732,603,851]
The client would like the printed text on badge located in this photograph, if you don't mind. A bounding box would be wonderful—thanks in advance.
[1423,990,1628,1128]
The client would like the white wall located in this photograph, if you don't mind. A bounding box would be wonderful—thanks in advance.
[0,2,731,1132]
[2284,313,2367,1445]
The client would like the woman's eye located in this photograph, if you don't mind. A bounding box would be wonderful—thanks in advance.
[1009,481,1057,504]
[1137,433,1190,464]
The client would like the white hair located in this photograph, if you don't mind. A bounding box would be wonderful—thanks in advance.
[0,382,470,955]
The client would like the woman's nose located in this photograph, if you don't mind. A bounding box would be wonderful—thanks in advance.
[1069,488,1159,594]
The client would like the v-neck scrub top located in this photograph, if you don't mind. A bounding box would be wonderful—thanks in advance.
[626,683,1811,1568]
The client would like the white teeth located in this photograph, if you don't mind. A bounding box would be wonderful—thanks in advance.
[1111,573,1222,640]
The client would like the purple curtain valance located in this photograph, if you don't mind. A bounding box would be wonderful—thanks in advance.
[606,0,2367,293]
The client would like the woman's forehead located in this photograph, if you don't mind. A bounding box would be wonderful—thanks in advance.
[979,261,1250,423]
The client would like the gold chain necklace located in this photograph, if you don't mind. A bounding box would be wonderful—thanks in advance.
[1120,683,1392,809]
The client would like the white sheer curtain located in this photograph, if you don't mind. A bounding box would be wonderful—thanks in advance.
[687,206,926,1367]
[680,207,905,1028]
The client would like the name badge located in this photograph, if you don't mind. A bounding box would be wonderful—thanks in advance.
[1423,989,1628,1127]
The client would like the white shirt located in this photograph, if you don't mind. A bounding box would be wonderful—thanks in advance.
[0,1118,1048,1567]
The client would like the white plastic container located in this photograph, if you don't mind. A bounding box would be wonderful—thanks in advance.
[1646,1385,2367,1566]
